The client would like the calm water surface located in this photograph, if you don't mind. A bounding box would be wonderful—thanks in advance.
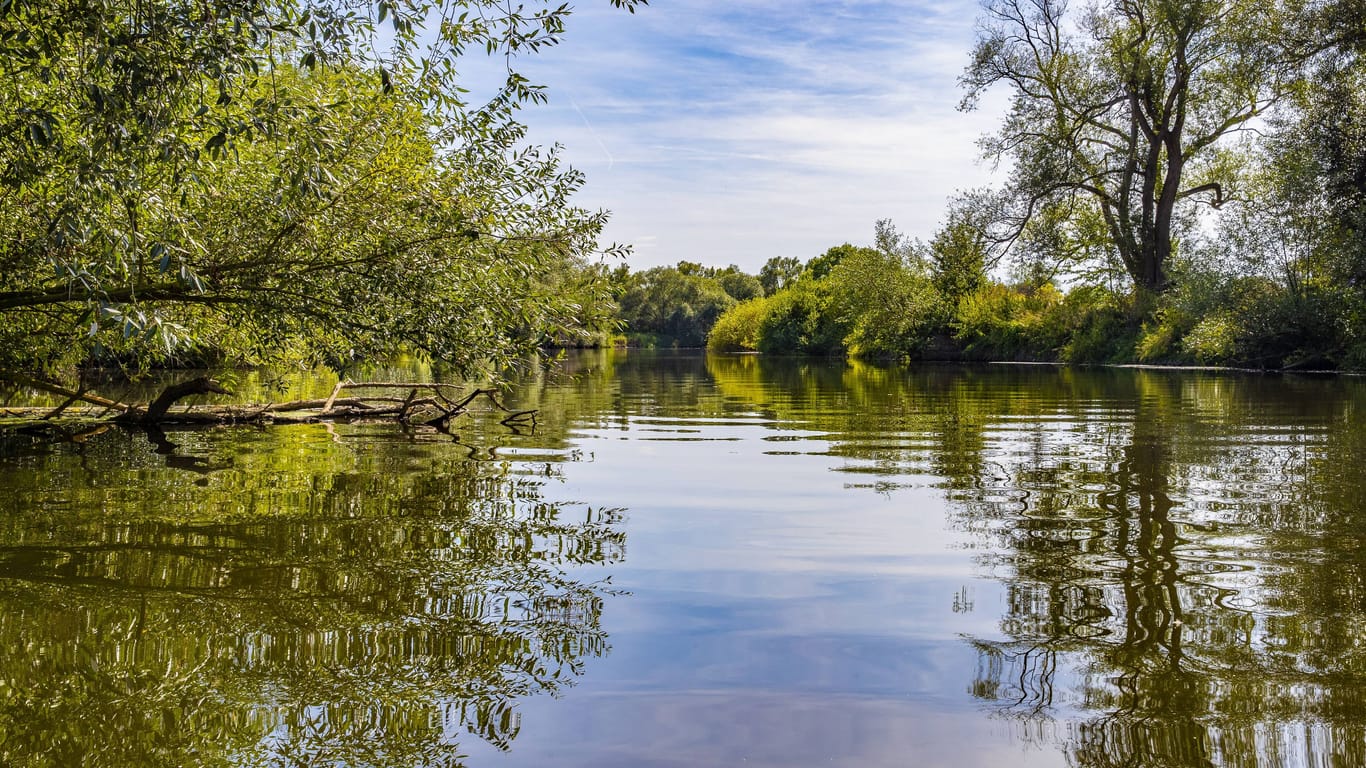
[2,351,1364,767]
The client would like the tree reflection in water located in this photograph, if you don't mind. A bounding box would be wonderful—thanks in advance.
[8,352,1366,768]
[952,372,1366,768]
[702,355,1366,768]
[0,423,624,767]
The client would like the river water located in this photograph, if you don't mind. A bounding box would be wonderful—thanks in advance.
[2,350,1363,767]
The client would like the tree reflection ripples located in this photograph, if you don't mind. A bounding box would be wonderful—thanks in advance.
[0,424,623,767]
[705,356,1366,768]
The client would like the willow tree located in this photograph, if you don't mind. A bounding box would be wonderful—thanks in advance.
[961,0,1287,296]
[0,0,644,382]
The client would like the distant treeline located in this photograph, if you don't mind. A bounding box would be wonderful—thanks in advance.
[610,206,1361,368]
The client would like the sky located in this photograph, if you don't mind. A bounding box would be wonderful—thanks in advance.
[504,0,1010,274]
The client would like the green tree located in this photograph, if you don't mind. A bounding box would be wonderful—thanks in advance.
[714,225,945,359]
[827,244,941,358]
[1163,0,1366,369]
[1263,0,1366,361]
[707,296,770,352]
[759,256,802,296]
[0,0,645,380]
[961,0,1288,296]
[929,196,992,307]
[715,267,763,301]
[805,243,857,281]
[615,265,736,347]
[0,68,617,375]
[755,277,847,356]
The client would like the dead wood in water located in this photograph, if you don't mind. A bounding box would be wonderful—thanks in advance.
[142,376,233,421]
[0,375,537,433]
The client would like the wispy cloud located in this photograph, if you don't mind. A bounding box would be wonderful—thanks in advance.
[512,0,1007,270]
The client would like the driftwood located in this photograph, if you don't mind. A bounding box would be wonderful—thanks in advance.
[143,376,232,421]
[0,375,538,432]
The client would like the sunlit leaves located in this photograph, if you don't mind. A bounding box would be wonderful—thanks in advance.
[0,0,645,377]
[961,0,1290,294]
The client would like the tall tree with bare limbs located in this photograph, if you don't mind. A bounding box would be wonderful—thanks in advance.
[961,0,1289,296]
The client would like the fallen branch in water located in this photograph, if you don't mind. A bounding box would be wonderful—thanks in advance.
[0,375,537,432]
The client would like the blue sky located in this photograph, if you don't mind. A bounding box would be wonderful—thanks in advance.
[508,0,1008,273]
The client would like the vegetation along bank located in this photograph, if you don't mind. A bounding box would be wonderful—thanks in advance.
[2,0,1364,424]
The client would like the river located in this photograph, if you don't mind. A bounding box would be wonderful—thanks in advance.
[1,350,1363,767]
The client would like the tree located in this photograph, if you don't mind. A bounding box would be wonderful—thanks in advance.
[716,267,763,301]
[961,0,1288,296]
[929,199,992,306]
[0,0,646,381]
[805,243,858,281]
[872,218,916,262]
[759,256,802,296]
[0,67,616,377]
[755,278,847,355]
[828,243,940,358]
[1277,0,1366,289]
[1164,0,1366,368]
[615,266,736,347]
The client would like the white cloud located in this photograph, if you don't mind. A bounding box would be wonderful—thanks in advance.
[506,0,1009,271]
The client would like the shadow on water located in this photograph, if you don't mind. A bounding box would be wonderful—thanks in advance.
[0,416,626,767]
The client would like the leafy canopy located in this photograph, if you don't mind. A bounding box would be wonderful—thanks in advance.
[0,0,646,377]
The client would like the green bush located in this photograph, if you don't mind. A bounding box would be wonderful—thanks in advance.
[755,280,848,355]
[1056,287,1137,363]
[708,297,771,352]
[828,247,946,359]
[1133,267,1232,362]
[1142,270,1348,368]
[1219,279,1345,368]
[1182,314,1239,362]
[953,283,1067,360]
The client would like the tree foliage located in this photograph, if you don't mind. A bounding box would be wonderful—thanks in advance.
[929,195,993,307]
[962,0,1289,294]
[614,263,740,347]
[0,0,645,378]
[828,244,941,358]
[758,256,802,297]
[709,223,948,359]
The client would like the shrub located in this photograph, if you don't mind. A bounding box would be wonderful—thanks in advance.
[1056,287,1137,363]
[1183,313,1239,362]
[1134,267,1231,362]
[952,283,1066,360]
[1219,279,1345,368]
[755,280,847,355]
[708,297,771,352]
[828,247,946,359]
[1138,272,1347,368]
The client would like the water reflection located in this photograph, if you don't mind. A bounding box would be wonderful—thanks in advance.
[704,355,1366,767]
[933,372,1365,767]
[8,352,1366,767]
[0,423,623,767]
